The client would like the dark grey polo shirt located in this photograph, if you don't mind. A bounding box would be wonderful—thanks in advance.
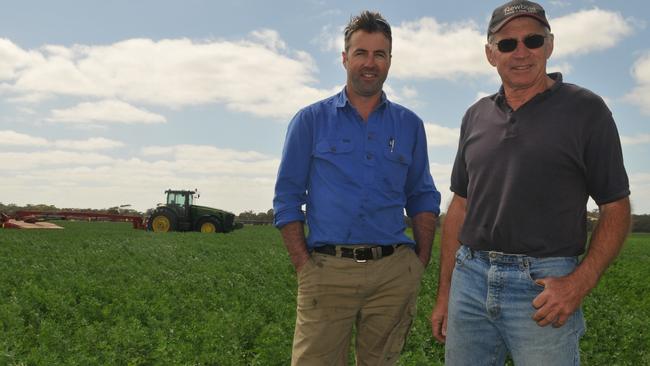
[451,73,630,257]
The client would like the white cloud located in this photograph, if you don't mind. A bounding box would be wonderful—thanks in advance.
[2,9,635,120]
[316,17,491,79]
[2,34,331,120]
[424,123,460,147]
[0,144,280,214]
[53,137,125,151]
[0,150,114,170]
[0,130,48,146]
[625,52,650,115]
[391,18,491,79]
[429,162,454,211]
[319,10,633,82]
[549,1,571,8]
[551,9,634,58]
[140,144,279,176]
[0,38,42,80]
[630,173,650,214]
[400,86,418,99]
[385,9,633,80]
[475,91,492,102]
[250,29,287,51]
[547,61,573,75]
[47,100,166,124]
[621,133,650,146]
[0,130,124,151]
[315,24,343,52]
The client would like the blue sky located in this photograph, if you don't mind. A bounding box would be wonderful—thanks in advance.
[1,0,648,214]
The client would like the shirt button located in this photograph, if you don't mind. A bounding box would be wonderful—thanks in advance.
[366,154,373,160]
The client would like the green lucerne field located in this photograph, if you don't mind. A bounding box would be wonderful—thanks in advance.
[0,222,648,365]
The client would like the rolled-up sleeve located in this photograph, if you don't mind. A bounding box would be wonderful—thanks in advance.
[405,119,441,217]
[273,109,313,228]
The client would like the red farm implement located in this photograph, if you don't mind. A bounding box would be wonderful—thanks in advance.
[1,211,145,230]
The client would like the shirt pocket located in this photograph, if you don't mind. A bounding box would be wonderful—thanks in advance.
[314,138,354,157]
[382,149,412,192]
[313,139,355,179]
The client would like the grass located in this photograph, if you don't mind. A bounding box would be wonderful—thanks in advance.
[0,222,648,365]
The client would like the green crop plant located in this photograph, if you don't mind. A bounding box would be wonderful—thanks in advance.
[0,223,648,365]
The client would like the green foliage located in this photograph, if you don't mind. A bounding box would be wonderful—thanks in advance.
[632,214,650,233]
[0,223,648,365]
[236,210,274,224]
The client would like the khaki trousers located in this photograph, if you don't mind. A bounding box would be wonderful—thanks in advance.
[291,245,425,366]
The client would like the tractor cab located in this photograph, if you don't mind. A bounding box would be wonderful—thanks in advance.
[166,190,194,206]
[162,189,197,230]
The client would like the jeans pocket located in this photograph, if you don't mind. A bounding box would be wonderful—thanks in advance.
[525,256,578,289]
[525,268,547,290]
[454,246,471,268]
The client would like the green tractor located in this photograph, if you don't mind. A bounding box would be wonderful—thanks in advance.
[147,189,241,233]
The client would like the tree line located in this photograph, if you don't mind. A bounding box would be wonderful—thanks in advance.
[2,203,650,232]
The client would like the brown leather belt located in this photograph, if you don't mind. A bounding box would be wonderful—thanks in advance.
[313,244,401,263]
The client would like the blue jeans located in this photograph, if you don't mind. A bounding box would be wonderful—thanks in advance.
[445,245,586,366]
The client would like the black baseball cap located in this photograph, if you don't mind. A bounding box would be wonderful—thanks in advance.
[488,0,550,38]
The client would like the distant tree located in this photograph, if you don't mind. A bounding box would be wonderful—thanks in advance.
[25,204,58,212]
[0,203,19,213]
[237,210,257,221]
[632,214,650,233]
[237,209,274,224]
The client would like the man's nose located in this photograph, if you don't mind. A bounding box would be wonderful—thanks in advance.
[512,40,530,56]
[363,54,377,67]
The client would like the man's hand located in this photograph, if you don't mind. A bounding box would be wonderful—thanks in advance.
[531,275,588,328]
[430,194,466,344]
[280,221,310,273]
[430,299,448,343]
[294,255,311,273]
[412,211,437,268]
[533,197,631,328]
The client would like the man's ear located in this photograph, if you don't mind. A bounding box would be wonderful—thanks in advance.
[485,44,497,67]
[545,33,554,60]
[342,51,348,69]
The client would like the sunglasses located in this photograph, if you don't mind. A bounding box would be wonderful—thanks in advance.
[496,34,546,53]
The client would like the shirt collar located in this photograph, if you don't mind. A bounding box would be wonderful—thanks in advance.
[495,72,564,106]
[336,87,389,109]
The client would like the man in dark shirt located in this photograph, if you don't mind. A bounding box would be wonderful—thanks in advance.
[274,10,440,365]
[430,1,631,364]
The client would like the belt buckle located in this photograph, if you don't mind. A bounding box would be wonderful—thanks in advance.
[353,247,367,263]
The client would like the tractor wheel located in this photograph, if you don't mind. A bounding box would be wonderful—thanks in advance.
[149,211,177,232]
[197,218,221,233]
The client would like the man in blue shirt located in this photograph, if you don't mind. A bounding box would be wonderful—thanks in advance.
[273,10,440,365]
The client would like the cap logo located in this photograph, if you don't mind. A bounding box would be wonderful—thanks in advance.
[503,4,540,16]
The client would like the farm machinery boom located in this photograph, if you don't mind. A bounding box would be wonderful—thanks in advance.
[1,211,145,229]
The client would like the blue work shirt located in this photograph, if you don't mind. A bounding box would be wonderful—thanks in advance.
[273,89,440,249]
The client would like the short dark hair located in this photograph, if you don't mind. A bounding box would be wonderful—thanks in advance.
[343,10,392,52]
